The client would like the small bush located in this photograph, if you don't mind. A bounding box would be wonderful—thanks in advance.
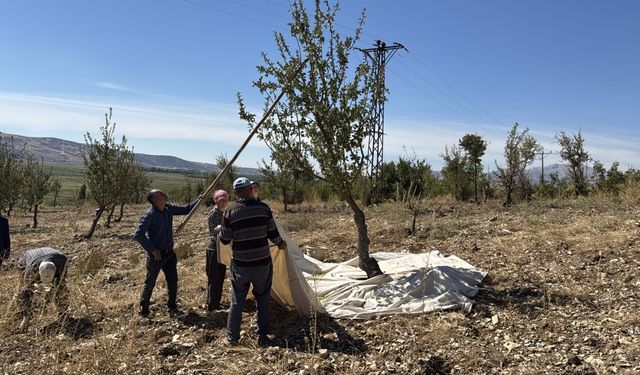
[77,249,107,276]
[620,181,640,205]
[174,242,195,259]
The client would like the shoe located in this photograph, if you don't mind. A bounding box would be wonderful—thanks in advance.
[226,338,239,346]
[168,308,183,318]
[139,308,150,317]
[257,335,270,347]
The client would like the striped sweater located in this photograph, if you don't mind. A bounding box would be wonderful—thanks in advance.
[220,198,282,263]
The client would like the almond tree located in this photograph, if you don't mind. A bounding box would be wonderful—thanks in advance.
[238,0,383,276]
[459,133,488,202]
[21,155,51,228]
[82,108,133,238]
[555,131,590,197]
[495,123,541,206]
[115,163,151,222]
[0,136,25,215]
[441,144,469,201]
[50,177,62,207]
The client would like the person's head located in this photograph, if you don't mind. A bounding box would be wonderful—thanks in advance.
[233,177,253,199]
[147,189,168,211]
[250,181,260,199]
[38,261,56,284]
[213,189,229,210]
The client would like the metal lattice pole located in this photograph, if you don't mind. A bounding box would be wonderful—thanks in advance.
[359,40,405,199]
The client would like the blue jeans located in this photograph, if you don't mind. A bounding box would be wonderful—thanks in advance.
[227,260,273,342]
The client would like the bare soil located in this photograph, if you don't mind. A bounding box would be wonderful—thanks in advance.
[1,197,639,374]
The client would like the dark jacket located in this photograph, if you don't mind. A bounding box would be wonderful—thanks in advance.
[0,215,9,256]
[134,201,197,256]
[18,247,67,276]
[220,198,283,263]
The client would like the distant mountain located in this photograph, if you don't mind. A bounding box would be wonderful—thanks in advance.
[525,163,593,182]
[0,132,260,175]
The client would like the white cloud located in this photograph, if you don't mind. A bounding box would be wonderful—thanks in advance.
[1,91,638,170]
[0,91,261,151]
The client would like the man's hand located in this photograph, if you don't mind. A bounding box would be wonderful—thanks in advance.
[152,250,162,261]
[277,241,288,252]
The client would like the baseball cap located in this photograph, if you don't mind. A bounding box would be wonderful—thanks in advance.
[39,261,56,284]
[233,177,251,190]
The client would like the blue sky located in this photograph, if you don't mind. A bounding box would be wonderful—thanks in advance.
[1,0,638,170]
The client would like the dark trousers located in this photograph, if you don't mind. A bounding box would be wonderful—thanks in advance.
[140,252,178,311]
[0,248,8,266]
[206,249,226,311]
[227,260,273,342]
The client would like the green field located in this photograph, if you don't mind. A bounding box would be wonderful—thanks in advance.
[44,163,207,204]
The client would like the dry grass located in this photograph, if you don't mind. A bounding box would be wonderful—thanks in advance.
[0,197,639,374]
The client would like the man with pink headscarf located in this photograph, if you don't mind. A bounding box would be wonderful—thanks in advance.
[204,189,229,312]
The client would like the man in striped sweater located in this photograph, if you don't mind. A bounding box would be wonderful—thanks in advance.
[220,177,287,345]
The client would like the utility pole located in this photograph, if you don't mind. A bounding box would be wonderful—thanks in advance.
[358,40,406,202]
[538,149,554,185]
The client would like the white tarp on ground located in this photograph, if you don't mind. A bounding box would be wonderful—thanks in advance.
[219,221,486,319]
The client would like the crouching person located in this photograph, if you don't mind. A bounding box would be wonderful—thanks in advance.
[17,247,68,331]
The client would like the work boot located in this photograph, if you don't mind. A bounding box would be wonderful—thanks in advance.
[257,335,271,348]
[139,307,150,317]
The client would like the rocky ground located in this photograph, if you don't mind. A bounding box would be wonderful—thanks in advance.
[0,197,639,374]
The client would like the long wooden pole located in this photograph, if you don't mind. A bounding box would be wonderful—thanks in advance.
[175,59,306,234]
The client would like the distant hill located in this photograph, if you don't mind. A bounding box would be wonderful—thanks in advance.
[0,132,260,175]
[525,163,593,182]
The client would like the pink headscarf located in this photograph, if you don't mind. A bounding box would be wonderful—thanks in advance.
[213,189,228,204]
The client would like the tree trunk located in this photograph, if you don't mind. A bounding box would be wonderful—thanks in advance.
[282,185,289,212]
[411,212,417,235]
[85,206,105,239]
[505,186,513,207]
[115,202,125,222]
[33,204,38,228]
[105,205,116,228]
[473,163,478,202]
[344,192,382,278]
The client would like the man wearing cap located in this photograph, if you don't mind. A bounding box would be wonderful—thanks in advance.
[134,189,199,317]
[250,180,261,201]
[204,189,229,312]
[17,247,68,331]
[0,214,9,266]
[220,177,287,345]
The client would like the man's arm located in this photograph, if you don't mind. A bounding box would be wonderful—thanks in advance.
[133,212,155,254]
[219,213,232,245]
[167,199,199,216]
[265,207,284,246]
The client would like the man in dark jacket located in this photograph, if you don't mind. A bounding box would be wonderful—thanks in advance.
[18,247,68,331]
[0,214,10,266]
[220,177,287,345]
[134,189,199,317]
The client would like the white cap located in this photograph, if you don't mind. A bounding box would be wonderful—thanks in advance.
[38,261,56,284]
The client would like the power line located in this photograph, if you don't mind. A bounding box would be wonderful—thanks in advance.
[394,56,499,130]
[386,66,503,139]
[220,0,289,21]
[264,0,289,8]
[182,0,286,31]
[407,53,508,130]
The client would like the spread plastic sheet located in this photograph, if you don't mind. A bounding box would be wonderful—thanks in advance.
[219,222,486,319]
